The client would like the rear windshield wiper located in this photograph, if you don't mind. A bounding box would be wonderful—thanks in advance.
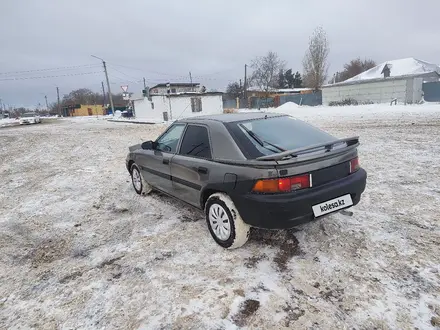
[239,124,285,153]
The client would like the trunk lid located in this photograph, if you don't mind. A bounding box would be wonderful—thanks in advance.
[274,144,358,187]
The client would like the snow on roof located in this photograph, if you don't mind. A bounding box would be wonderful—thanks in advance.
[151,83,200,88]
[343,58,440,83]
[277,88,311,93]
[247,87,312,93]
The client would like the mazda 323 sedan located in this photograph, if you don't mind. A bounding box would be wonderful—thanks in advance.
[126,113,367,249]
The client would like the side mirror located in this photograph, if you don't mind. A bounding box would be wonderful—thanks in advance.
[141,140,154,150]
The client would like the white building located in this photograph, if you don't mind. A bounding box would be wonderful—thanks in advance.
[322,58,440,105]
[132,92,223,122]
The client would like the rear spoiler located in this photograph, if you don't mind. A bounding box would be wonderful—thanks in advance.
[256,136,360,161]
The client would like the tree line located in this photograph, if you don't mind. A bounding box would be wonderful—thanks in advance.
[225,26,376,100]
[50,88,126,111]
[5,88,126,117]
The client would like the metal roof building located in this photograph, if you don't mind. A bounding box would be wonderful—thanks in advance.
[322,58,440,105]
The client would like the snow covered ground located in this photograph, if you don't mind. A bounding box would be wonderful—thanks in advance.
[108,117,165,124]
[0,118,20,128]
[1,104,440,329]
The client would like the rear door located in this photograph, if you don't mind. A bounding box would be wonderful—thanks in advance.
[138,123,186,194]
[170,124,213,207]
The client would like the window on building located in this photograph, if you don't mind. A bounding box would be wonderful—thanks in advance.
[151,102,154,109]
[179,125,212,159]
[191,97,202,112]
[171,88,176,94]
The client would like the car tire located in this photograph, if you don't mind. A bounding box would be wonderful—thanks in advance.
[130,164,152,195]
[205,193,250,249]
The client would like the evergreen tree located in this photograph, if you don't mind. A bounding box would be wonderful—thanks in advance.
[284,69,295,88]
[277,69,286,88]
[293,71,303,88]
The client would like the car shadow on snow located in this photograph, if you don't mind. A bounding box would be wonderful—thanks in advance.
[150,191,203,222]
[149,190,304,272]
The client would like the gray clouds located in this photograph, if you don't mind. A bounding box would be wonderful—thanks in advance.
[1,0,439,107]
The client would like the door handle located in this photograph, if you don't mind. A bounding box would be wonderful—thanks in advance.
[198,167,208,174]
[163,159,169,165]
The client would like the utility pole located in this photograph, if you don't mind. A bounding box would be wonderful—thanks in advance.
[44,95,49,111]
[91,55,114,116]
[244,64,248,107]
[56,87,61,116]
[189,71,193,91]
[101,81,106,107]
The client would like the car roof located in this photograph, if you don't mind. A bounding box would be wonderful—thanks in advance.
[177,112,287,124]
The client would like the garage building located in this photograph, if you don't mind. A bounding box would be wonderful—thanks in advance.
[322,58,440,105]
[132,92,223,122]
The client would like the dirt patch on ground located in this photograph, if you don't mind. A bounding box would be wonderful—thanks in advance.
[232,299,260,327]
[27,238,70,267]
[251,228,303,271]
[244,254,267,268]
[282,303,306,327]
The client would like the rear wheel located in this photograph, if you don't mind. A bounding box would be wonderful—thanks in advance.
[205,193,250,249]
[131,164,152,195]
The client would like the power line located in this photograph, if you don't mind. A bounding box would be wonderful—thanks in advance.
[106,64,141,82]
[0,71,102,82]
[0,64,101,76]
[192,67,237,78]
[108,72,139,84]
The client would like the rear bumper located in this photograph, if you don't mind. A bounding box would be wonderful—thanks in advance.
[232,168,367,229]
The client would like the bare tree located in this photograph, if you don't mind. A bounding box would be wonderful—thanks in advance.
[335,58,376,82]
[302,26,330,90]
[60,88,125,108]
[250,51,285,94]
[225,82,242,100]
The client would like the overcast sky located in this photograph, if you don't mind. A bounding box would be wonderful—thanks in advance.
[1,0,439,108]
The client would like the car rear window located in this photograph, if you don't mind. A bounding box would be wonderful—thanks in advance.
[226,115,335,159]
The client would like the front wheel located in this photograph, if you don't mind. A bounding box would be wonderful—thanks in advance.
[205,193,250,249]
[131,164,152,195]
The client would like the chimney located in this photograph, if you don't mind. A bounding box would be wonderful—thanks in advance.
[382,64,391,78]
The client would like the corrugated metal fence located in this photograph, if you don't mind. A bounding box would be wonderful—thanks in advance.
[279,92,322,107]
[223,92,322,109]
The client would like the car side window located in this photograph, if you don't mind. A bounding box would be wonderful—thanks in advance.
[179,125,212,159]
[156,124,185,153]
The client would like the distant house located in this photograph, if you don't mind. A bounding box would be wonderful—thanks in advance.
[322,58,440,105]
[149,83,205,96]
[132,91,223,122]
[62,104,105,117]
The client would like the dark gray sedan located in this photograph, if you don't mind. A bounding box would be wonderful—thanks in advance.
[126,112,367,249]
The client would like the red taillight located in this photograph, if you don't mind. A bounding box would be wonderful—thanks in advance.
[252,174,310,193]
[290,174,310,190]
[350,157,360,173]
